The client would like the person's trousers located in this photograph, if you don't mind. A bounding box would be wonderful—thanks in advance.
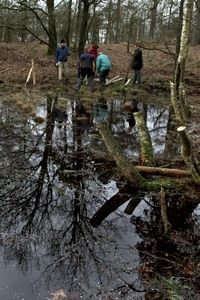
[58,61,69,81]
[133,69,141,85]
[99,69,110,91]
[76,68,95,92]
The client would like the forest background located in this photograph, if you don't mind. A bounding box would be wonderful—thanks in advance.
[0,0,200,299]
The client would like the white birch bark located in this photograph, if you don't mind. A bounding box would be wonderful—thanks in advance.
[172,0,194,123]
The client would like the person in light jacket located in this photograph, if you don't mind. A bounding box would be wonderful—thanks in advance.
[96,52,111,92]
[55,39,70,82]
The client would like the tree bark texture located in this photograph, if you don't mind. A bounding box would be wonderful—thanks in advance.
[134,165,190,178]
[90,186,136,227]
[78,0,90,55]
[47,0,57,54]
[96,120,147,187]
[170,81,183,123]
[173,0,194,123]
[160,187,172,234]
[134,111,155,166]
[177,126,200,181]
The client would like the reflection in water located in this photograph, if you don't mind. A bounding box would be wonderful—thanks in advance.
[0,92,174,299]
[147,105,169,154]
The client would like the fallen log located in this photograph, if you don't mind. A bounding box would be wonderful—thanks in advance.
[95,75,120,83]
[106,77,123,85]
[125,78,131,86]
[107,75,120,82]
[134,165,190,177]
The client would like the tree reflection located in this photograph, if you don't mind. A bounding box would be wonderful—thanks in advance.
[0,92,199,299]
[0,94,144,298]
[130,191,200,299]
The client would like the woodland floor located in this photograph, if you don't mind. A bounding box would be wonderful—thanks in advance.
[1,42,200,100]
[0,41,200,94]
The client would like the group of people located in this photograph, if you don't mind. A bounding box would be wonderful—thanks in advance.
[55,40,112,92]
[55,39,143,91]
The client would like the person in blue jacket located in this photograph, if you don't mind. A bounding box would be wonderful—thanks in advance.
[96,52,111,92]
[55,39,70,82]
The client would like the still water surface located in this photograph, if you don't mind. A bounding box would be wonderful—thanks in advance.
[0,92,170,299]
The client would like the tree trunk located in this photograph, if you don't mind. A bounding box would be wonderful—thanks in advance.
[149,0,158,39]
[47,0,57,55]
[173,0,194,120]
[114,0,121,43]
[65,0,72,47]
[177,126,200,181]
[175,0,184,60]
[191,1,200,45]
[78,0,90,55]
[134,111,155,166]
[105,0,112,43]
[96,120,147,187]
[171,0,200,181]
[160,187,172,234]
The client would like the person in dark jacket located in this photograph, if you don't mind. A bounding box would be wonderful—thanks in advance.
[75,49,95,92]
[131,43,143,86]
[55,39,70,82]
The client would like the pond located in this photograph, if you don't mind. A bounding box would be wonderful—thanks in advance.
[0,90,199,299]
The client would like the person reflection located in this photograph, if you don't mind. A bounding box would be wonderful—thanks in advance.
[93,97,108,123]
[53,106,68,128]
[75,100,92,133]
[123,98,139,133]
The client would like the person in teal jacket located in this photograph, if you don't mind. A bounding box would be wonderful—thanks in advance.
[96,52,111,92]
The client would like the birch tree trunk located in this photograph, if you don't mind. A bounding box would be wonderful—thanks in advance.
[171,0,200,181]
[173,0,194,123]
[177,126,200,181]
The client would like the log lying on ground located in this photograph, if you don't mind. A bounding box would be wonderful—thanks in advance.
[106,76,123,85]
[134,165,190,177]
[125,78,131,86]
[89,151,191,178]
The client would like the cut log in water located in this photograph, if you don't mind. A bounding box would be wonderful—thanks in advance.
[125,78,131,86]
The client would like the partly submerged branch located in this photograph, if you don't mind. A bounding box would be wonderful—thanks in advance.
[90,185,142,227]
[96,120,147,187]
